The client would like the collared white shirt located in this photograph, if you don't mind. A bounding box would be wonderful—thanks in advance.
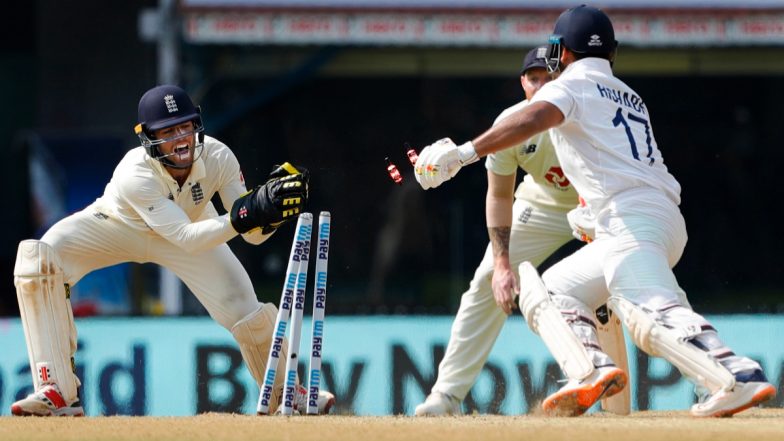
[486,99,577,208]
[531,58,681,213]
[93,135,267,253]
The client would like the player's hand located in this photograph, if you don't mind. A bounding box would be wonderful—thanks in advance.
[414,138,478,190]
[413,138,459,190]
[492,264,519,315]
[566,202,595,243]
[230,171,309,234]
[266,162,310,182]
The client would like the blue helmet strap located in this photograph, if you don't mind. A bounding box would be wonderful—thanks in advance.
[546,35,563,74]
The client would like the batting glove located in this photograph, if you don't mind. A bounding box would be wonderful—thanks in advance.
[414,138,478,190]
[567,203,596,243]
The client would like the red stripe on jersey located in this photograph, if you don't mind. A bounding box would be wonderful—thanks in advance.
[43,387,67,408]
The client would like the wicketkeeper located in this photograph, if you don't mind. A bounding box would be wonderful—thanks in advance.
[12,85,334,416]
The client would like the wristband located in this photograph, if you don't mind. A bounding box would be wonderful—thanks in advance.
[457,141,479,166]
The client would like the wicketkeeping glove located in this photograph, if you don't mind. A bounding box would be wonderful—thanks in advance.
[266,162,310,182]
[230,163,309,234]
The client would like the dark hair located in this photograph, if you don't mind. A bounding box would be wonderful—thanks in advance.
[571,50,613,61]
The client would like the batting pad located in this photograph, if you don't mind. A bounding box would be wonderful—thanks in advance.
[231,303,291,413]
[14,240,80,402]
[518,261,594,381]
[609,296,735,393]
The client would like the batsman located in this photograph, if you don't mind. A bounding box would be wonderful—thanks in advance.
[11,85,334,416]
[413,5,775,418]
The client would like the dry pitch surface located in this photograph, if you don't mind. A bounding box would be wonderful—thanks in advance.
[2,409,784,441]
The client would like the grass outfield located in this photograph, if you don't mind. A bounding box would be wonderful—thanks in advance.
[2,409,784,441]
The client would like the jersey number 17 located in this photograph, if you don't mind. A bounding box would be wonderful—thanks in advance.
[612,107,655,166]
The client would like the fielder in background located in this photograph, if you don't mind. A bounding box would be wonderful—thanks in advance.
[415,46,629,417]
[413,5,775,417]
[416,47,574,415]
[12,85,334,416]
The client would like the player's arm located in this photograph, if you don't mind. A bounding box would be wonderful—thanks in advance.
[414,101,564,190]
[228,163,309,237]
[473,101,564,157]
[487,169,518,314]
[120,178,239,253]
[215,145,308,244]
[224,180,275,245]
[216,150,273,245]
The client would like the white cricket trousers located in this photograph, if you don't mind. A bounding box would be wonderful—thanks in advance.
[432,199,573,400]
[41,203,260,329]
[542,187,687,312]
[540,187,763,381]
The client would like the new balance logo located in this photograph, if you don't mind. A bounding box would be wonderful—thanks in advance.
[520,144,537,155]
[164,94,178,113]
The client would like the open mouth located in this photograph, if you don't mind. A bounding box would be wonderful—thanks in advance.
[173,143,191,161]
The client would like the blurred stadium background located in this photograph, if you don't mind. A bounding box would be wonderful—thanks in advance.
[3,0,784,317]
[0,0,783,417]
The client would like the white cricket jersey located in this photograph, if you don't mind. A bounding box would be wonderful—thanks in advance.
[530,58,681,213]
[93,135,265,253]
[485,99,577,208]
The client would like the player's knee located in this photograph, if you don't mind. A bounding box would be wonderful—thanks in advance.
[550,292,589,312]
[14,240,63,276]
[14,240,64,296]
[608,296,655,353]
[231,303,277,346]
[216,294,266,330]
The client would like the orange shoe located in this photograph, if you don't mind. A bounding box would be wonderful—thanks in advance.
[542,366,627,417]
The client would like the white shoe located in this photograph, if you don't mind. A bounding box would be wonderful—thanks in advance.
[414,392,462,416]
[690,369,776,417]
[542,366,627,417]
[11,384,84,417]
[294,384,335,415]
[268,384,335,415]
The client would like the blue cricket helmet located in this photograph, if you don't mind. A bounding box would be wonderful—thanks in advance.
[546,5,618,73]
[134,85,205,168]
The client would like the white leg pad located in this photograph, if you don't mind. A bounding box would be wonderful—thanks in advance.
[14,240,80,402]
[518,262,594,380]
[231,303,290,412]
[596,304,631,415]
[609,296,735,392]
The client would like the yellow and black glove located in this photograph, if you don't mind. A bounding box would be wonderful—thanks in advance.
[230,163,309,234]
